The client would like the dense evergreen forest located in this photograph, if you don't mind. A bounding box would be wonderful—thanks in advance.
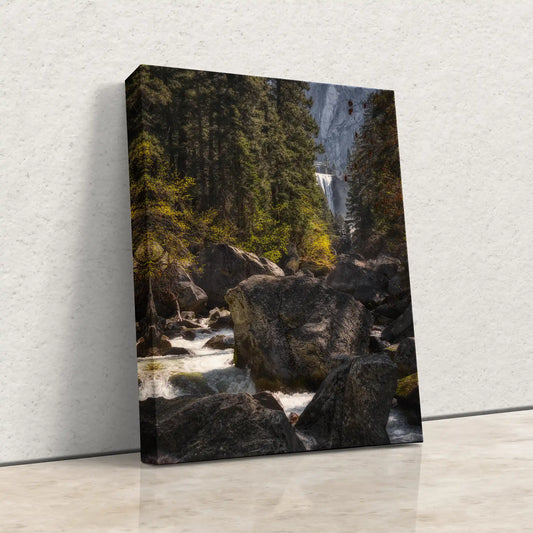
[126,65,335,284]
[129,67,421,464]
[345,90,406,260]
[126,66,407,290]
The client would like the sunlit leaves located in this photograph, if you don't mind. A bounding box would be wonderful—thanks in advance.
[127,66,336,270]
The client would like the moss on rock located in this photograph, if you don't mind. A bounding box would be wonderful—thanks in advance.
[395,372,419,408]
[169,372,214,396]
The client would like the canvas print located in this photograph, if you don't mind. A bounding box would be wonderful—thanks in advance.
[125,65,422,465]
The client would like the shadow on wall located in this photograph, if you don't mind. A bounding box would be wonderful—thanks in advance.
[56,83,139,458]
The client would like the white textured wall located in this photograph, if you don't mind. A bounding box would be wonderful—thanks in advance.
[1,1,532,464]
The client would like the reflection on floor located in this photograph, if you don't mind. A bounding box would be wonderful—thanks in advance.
[0,410,531,532]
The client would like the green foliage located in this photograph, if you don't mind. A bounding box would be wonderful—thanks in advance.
[129,132,192,278]
[192,210,239,248]
[126,66,336,280]
[169,371,204,381]
[126,66,172,140]
[396,373,418,400]
[296,202,336,267]
[128,131,225,279]
[243,207,291,263]
[346,90,407,259]
[301,225,335,267]
[142,361,164,372]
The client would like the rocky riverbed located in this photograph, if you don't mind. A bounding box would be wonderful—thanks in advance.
[136,244,422,464]
[138,320,314,417]
[138,314,421,460]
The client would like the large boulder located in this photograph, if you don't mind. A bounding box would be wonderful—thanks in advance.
[373,295,411,322]
[381,305,414,343]
[166,346,194,356]
[296,354,397,449]
[139,394,305,464]
[366,255,402,279]
[207,307,233,330]
[175,281,208,313]
[226,275,372,391]
[327,255,408,306]
[326,260,389,305]
[299,260,333,278]
[393,337,417,378]
[136,334,171,357]
[202,334,234,350]
[253,391,285,412]
[193,244,284,307]
[168,372,214,396]
[365,256,409,297]
[164,317,203,339]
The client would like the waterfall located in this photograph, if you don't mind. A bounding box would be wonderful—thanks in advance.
[316,172,335,213]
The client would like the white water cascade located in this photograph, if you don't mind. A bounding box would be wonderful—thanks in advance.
[316,172,335,213]
[137,324,315,417]
[137,322,421,444]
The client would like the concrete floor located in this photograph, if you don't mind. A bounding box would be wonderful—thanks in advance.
[0,410,531,532]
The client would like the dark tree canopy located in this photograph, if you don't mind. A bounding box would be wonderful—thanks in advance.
[126,65,334,280]
[346,90,407,260]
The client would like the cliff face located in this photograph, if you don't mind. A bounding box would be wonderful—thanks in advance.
[308,82,375,218]
[308,82,374,176]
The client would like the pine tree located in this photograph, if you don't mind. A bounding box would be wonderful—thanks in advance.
[346,90,406,259]
[127,66,336,275]
[272,79,334,266]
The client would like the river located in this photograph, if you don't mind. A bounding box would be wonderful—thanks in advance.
[138,323,421,445]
